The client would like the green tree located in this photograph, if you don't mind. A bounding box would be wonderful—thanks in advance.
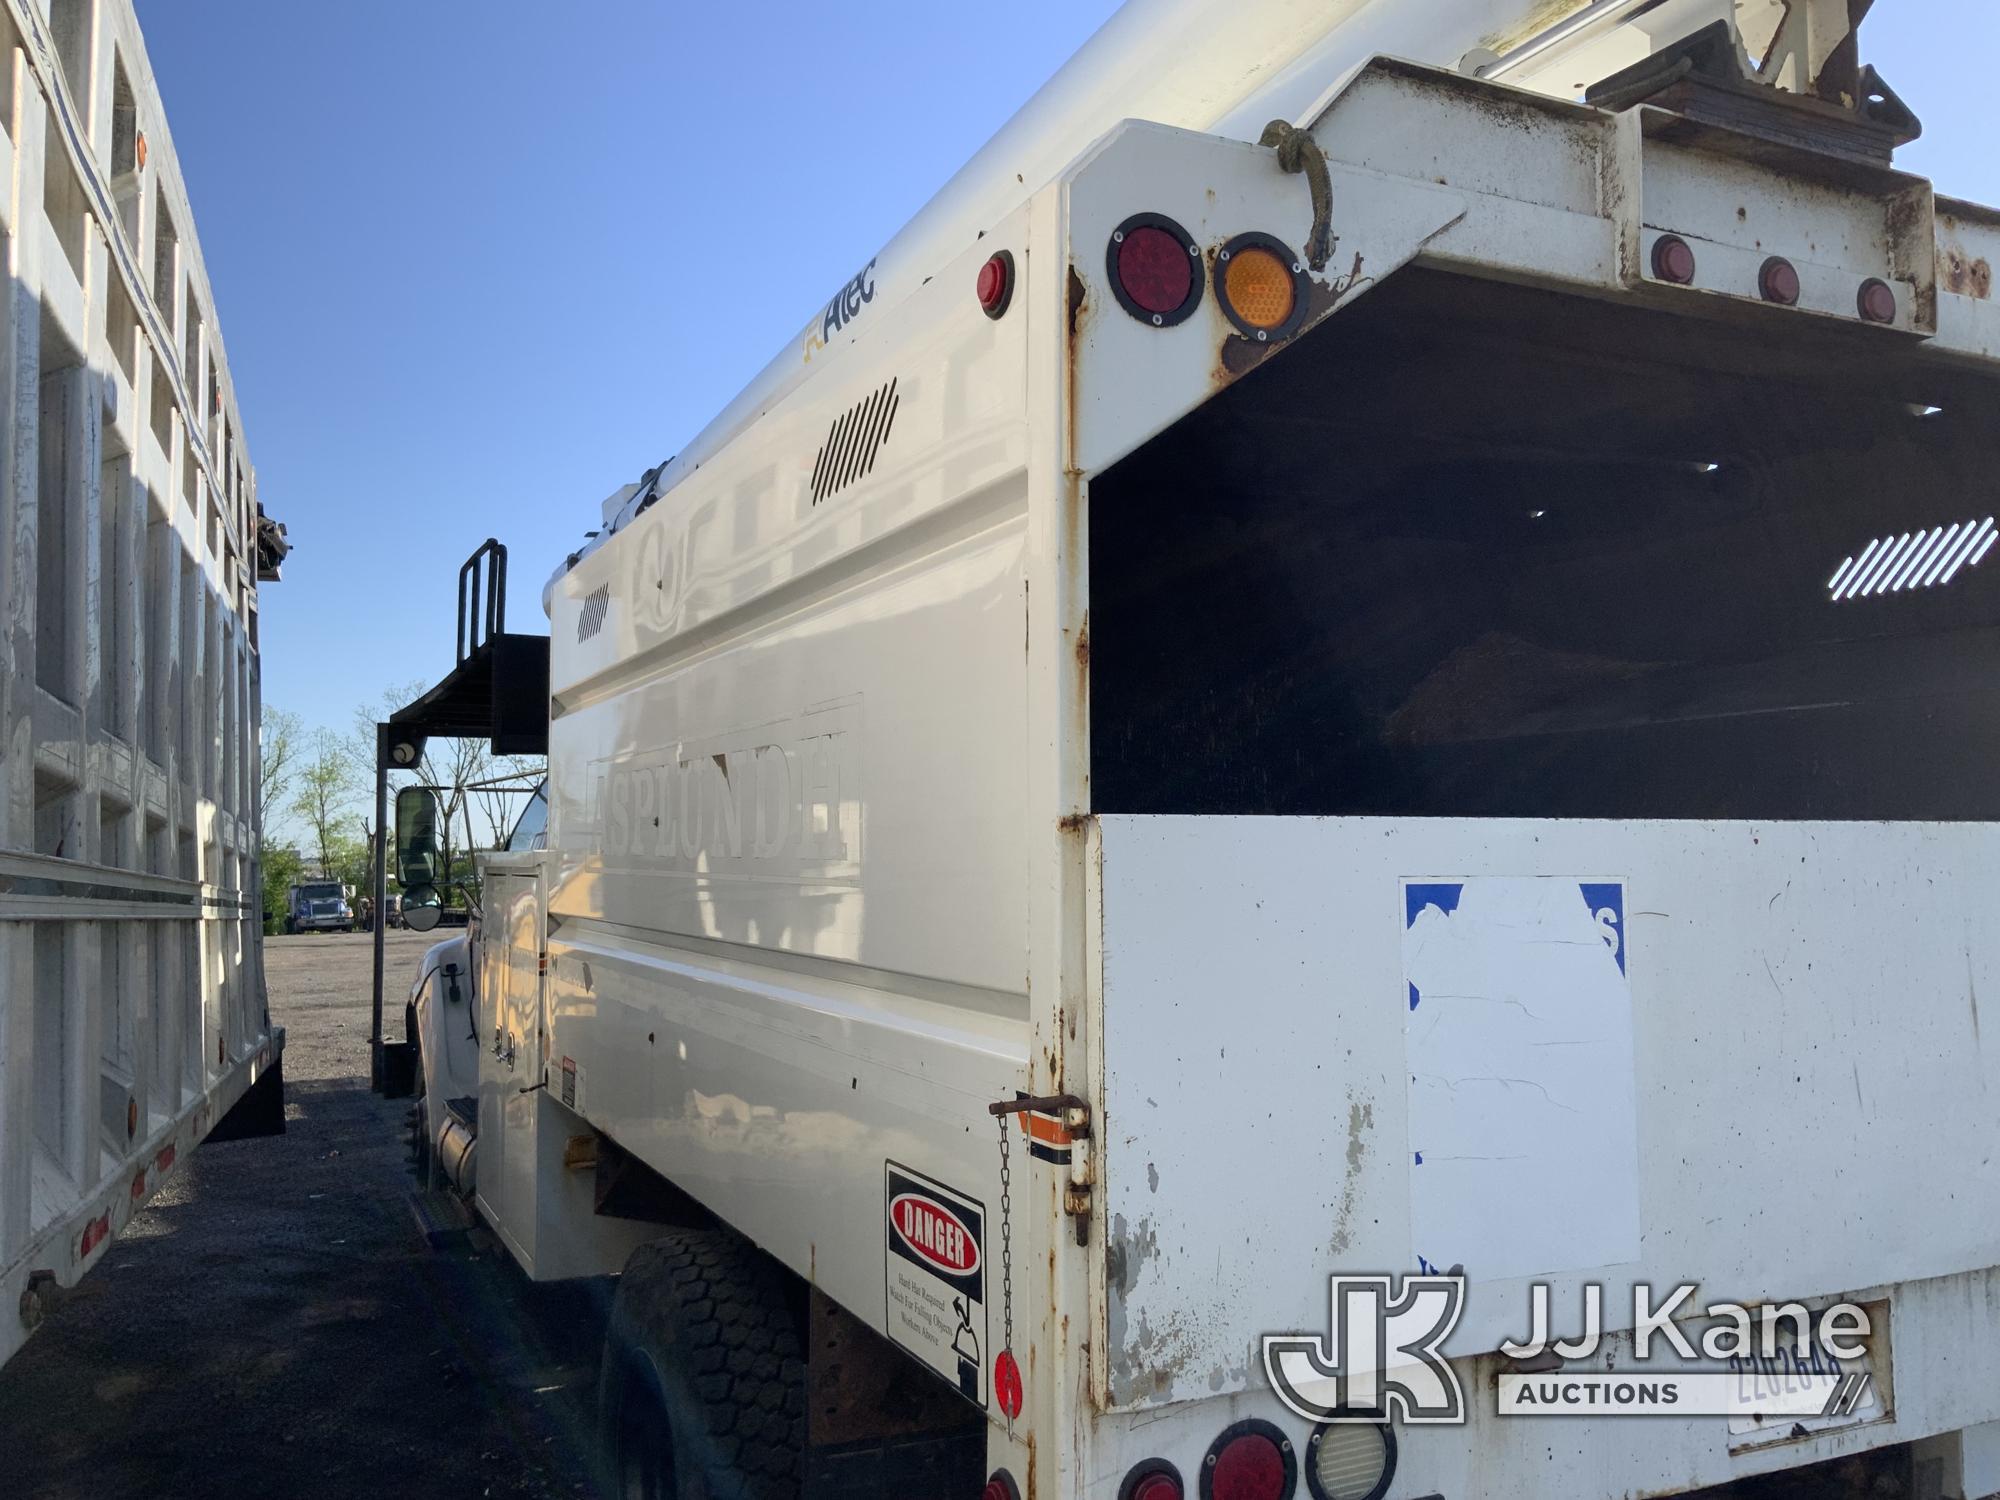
[260,843,304,935]
[327,831,375,894]
[259,706,303,823]
[291,729,356,877]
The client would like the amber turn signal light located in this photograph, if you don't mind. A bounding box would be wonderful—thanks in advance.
[1217,233,1308,343]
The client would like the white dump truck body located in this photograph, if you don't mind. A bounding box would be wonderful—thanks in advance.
[439,1,2000,1494]
[0,0,283,1370]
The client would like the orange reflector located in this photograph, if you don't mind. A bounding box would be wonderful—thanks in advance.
[1222,245,1296,332]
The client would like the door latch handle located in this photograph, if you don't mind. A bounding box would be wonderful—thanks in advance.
[987,1093,1091,1137]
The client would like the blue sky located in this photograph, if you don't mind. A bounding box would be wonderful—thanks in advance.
[133,1,1124,754]
[134,2,1999,832]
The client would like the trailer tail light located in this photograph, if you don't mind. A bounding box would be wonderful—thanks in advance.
[1759,256,1800,306]
[977,251,1014,320]
[1109,213,1203,327]
[1858,277,1898,323]
[1651,234,1697,285]
[1304,1419,1395,1500]
[983,1469,1022,1500]
[1217,233,1307,342]
[1119,1461,1184,1500]
[1202,1420,1295,1500]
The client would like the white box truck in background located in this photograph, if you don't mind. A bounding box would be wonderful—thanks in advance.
[0,0,286,1371]
[381,1,2000,1495]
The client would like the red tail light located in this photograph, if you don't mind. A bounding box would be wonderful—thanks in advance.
[1108,213,1204,327]
[1210,1436,1284,1500]
[1759,256,1800,306]
[977,251,1014,320]
[982,1470,1021,1500]
[1651,233,1697,285]
[1120,1461,1185,1500]
[1202,1420,1296,1500]
[1119,228,1191,313]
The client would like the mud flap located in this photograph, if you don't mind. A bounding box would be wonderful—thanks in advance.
[805,1288,987,1496]
[206,1056,287,1142]
[377,1039,418,1099]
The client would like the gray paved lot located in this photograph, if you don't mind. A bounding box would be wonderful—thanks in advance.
[0,930,608,1500]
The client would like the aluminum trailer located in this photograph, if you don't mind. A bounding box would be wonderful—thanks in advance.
[0,0,285,1371]
[389,1,2000,1495]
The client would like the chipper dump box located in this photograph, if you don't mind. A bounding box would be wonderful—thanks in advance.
[383,3,2000,1494]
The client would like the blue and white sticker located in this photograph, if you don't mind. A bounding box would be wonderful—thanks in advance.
[1402,878,1640,1283]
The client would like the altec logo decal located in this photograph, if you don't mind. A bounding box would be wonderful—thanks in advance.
[803,258,877,361]
[890,1192,980,1277]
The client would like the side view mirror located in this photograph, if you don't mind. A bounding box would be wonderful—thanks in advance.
[395,786,444,893]
[402,882,443,933]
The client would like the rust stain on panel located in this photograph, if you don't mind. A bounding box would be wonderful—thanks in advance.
[1065,265,1089,482]
[1943,244,1993,299]
[1331,1097,1372,1255]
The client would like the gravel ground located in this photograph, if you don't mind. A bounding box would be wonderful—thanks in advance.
[0,930,611,1500]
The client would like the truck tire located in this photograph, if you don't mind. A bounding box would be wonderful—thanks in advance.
[404,1018,429,1183]
[598,1231,805,1500]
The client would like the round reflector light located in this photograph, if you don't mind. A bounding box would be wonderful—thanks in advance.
[1759,255,1801,306]
[1858,276,1898,324]
[1217,233,1307,342]
[1108,213,1203,327]
[1201,1419,1296,1500]
[1119,229,1192,314]
[1120,1460,1185,1500]
[1651,233,1697,285]
[977,251,1014,319]
[1305,1419,1395,1500]
[983,1469,1022,1500]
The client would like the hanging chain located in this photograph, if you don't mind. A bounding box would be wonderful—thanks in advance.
[988,1094,1088,1431]
[996,1112,1014,1353]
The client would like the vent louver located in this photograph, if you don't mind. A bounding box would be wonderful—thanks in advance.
[810,377,900,505]
[576,584,610,642]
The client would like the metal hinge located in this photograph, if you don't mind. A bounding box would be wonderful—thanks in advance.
[990,1094,1094,1245]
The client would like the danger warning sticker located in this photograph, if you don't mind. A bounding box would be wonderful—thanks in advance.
[558,1056,580,1111]
[884,1162,987,1409]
